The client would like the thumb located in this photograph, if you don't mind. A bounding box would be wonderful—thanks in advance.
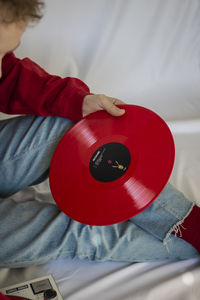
[111,105,125,116]
[106,99,125,117]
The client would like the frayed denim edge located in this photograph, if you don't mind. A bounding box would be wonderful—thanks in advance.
[163,202,195,252]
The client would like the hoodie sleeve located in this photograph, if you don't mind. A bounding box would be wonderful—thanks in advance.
[0,53,90,122]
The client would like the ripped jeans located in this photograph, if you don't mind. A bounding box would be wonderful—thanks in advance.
[0,115,198,268]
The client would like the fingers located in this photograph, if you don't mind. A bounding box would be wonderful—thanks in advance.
[100,96,126,117]
[111,98,126,106]
[82,94,126,118]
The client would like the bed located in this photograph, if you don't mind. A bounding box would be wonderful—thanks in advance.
[0,0,200,299]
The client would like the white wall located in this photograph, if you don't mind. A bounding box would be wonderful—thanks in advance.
[15,0,200,121]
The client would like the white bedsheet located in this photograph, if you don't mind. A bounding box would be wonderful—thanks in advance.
[1,0,200,299]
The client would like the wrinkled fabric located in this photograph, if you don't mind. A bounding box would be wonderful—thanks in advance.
[0,53,90,122]
[0,115,198,268]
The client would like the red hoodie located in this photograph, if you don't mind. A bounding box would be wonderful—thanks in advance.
[0,53,90,122]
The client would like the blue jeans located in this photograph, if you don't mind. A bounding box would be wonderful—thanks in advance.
[0,115,198,268]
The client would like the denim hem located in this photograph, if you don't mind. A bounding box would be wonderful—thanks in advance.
[163,201,195,247]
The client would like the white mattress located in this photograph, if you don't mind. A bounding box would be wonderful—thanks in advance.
[1,0,200,299]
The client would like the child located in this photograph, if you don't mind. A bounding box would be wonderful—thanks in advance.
[0,0,199,268]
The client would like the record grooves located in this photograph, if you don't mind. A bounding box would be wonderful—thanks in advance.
[49,105,175,225]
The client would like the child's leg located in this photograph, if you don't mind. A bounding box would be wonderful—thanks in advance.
[131,183,200,253]
[0,187,198,268]
[130,183,193,241]
[0,115,198,267]
[0,115,74,197]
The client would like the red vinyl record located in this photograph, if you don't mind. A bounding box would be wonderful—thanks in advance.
[49,105,175,226]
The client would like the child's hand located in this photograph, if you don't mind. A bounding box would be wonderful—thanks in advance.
[82,94,126,117]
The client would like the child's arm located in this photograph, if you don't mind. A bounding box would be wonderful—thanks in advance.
[0,52,90,122]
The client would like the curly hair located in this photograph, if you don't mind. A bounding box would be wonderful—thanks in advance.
[0,0,44,24]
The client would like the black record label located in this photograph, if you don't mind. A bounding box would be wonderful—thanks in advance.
[89,142,131,182]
